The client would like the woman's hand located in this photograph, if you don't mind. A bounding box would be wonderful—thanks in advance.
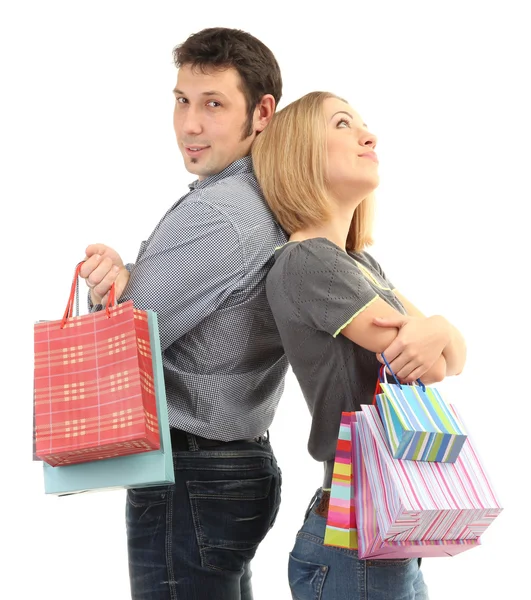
[373,314,451,383]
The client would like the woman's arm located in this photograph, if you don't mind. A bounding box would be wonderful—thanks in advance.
[370,291,467,382]
[338,291,464,384]
[384,291,466,375]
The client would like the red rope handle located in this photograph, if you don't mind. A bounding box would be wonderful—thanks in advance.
[372,364,386,405]
[60,261,118,327]
[105,282,117,317]
[60,261,85,328]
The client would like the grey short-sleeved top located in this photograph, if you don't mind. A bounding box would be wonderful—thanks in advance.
[266,237,407,487]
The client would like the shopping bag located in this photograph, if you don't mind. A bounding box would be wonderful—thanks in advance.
[323,412,358,549]
[34,262,160,466]
[375,361,467,463]
[353,415,480,558]
[42,309,175,494]
[357,404,502,544]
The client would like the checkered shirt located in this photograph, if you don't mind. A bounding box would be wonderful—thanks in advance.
[109,156,288,440]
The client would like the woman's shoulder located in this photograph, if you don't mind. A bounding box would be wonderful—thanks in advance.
[274,237,352,266]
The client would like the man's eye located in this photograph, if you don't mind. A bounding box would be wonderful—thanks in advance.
[176,97,188,104]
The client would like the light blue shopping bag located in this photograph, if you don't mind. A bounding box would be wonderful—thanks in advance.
[42,310,175,495]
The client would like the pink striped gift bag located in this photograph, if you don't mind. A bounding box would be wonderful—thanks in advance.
[352,415,481,558]
[356,404,502,547]
[323,412,358,549]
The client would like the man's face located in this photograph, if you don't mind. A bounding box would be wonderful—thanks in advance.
[173,65,258,179]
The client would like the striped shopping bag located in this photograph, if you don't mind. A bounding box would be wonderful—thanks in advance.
[375,360,467,463]
[352,414,480,558]
[357,405,502,547]
[34,261,160,467]
[323,412,358,549]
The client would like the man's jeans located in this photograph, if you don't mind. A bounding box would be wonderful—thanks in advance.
[288,489,429,600]
[126,432,281,600]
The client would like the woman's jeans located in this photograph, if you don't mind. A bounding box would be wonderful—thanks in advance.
[288,489,429,600]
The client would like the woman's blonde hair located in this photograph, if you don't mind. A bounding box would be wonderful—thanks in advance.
[252,91,374,252]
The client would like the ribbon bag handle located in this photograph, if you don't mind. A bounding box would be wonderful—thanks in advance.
[378,353,426,392]
[60,261,117,328]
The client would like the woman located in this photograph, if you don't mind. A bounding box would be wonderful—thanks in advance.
[252,92,466,599]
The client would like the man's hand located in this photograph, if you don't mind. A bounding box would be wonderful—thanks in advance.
[80,243,130,305]
[373,314,450,383]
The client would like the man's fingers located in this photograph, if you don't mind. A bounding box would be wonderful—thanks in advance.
[86,256,112,286]
[79,253,102,280]
[85,243,108,258]
[92,263,120,300]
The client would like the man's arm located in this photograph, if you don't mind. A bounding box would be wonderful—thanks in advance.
[83,202,244,352]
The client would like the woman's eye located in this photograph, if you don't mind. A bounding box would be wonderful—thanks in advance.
[337,119,350,128]
[207,101,221,108]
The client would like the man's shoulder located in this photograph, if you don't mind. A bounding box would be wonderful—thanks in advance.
[193,171,263,209]
[190,172,282,238]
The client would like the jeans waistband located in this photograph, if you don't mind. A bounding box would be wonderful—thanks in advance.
[170,428,269,451]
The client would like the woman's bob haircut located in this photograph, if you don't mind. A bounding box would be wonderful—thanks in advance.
[252,91,374,253]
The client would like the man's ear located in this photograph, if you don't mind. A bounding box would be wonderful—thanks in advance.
[254,94,276,133]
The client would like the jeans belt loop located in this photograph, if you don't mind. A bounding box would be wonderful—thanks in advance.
[304,488,322,522]
[185,432,200,452]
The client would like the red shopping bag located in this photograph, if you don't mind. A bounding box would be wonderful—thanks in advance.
[34,262,160,467]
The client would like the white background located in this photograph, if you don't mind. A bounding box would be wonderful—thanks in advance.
[1,1,529,598]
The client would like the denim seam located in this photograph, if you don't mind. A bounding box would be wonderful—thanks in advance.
[164,489,178,600]
[186,482,217,572]
[187,475,272,501]
[188,493,231,572]
[188,493,270,500]
[174,462,266,473]
[315,565,328,600]
[358,554,367,600]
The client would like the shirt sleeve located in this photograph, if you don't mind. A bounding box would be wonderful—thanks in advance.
[360,251,395,289]
[119,200,244,351]
[282,239,379,338]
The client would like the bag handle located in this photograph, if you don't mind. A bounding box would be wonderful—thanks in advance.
[60,261,117,328]
[377,353,426,392]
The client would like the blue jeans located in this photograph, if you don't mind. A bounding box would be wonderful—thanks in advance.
[288,489,429,600]
[126,432,281,600]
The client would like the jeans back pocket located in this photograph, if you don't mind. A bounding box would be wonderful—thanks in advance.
[187,474,275,571]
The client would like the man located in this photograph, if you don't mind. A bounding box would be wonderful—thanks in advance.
[80,28,287,599]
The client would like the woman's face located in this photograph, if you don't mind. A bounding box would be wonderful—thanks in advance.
[324,97,379,197]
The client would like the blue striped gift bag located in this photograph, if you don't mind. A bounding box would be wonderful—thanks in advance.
[375,361,467,463]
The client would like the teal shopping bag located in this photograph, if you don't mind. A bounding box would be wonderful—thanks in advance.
[42,310,175,494]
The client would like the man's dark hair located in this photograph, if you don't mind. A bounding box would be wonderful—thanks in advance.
[173,27,282,137]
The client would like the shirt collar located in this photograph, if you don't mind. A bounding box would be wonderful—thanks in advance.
[188,156,253,191]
